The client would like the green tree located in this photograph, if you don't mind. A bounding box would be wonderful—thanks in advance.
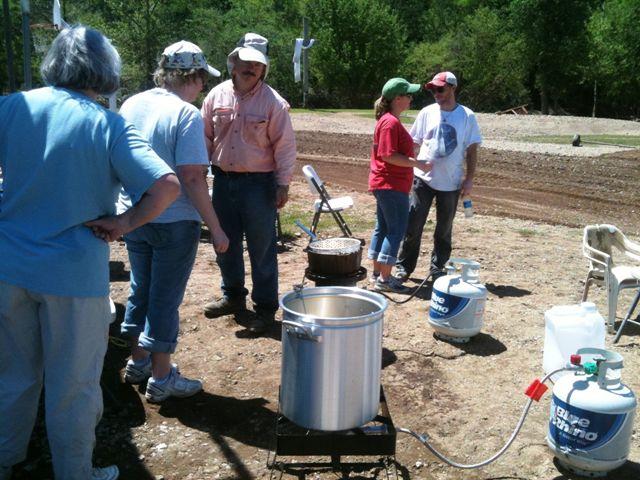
[588,0,640,117]
[217,0,301,104]
[403,6,528,112]
[509,0,596,114]
[305,0,407,107]
[450,6,528,110]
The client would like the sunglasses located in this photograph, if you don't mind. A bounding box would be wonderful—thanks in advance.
[431,86,448,94]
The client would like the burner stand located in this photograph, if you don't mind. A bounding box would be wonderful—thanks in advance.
[304,266,367,287]
[268,386,397,479]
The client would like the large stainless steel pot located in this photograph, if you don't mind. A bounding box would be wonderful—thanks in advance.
[279,286,387,431]
[306,237,362,275]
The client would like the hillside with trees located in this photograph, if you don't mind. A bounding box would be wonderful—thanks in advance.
[2,0,639,117]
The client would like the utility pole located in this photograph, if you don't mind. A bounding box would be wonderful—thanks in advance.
[2,0,16,91]
[302,17,309,108]
[20,0,31,89]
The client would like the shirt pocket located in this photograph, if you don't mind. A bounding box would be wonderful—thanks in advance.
[212,108,234,125]
[242,114,269,149]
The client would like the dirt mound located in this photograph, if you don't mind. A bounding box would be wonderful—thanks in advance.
[296,131,640,235]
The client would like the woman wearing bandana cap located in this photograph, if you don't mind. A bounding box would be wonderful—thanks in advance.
[117,40,229,402]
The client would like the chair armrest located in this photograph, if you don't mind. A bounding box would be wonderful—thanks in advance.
[583,243,610,269]
[622,236,640,262]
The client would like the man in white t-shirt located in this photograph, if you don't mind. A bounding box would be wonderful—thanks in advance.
[395,71,482,282]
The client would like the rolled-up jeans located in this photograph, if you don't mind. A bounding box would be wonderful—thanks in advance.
[0,281,110,479]
[211,170,279,313]
[121,220,200,353]
[367,189,410,265]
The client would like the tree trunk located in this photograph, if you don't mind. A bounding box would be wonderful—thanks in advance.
[2,0,16,92]
[540,88,549,115]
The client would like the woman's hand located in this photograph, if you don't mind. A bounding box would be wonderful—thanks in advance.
[415,160,433,173]
[85,215,129,242]
[211,227,229,253]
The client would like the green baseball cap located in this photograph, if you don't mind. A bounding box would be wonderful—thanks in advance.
[381,78,421,100]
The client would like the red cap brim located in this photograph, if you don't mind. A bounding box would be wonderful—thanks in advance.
[426,79,447,89]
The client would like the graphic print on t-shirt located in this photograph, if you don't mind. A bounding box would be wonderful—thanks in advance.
[426,122,457,158]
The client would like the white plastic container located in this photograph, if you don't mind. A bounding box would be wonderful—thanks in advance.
[543,303,605,381]
[548,348,637,477]
[109,297,117,323]
[428,258,487,343]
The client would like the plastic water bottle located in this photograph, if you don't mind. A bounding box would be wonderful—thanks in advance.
[463,197,473,218]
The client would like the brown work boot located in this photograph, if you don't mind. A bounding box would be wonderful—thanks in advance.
[203,296,246,318]
[246,311,276,335]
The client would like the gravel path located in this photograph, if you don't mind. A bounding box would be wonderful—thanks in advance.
[291,111,640,157]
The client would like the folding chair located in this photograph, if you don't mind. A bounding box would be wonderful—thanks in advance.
[302,164,354,237]
[581,224,640,334]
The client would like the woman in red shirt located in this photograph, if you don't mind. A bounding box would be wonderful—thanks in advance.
[368,78,431,293]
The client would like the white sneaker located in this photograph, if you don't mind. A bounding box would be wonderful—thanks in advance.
[92,465,119,480]
[374,276,412,294]
[394,269,409,283]
[145,366,202,403]
[124,358,180,384]
[124,357,152,384]
[369,271,380,284]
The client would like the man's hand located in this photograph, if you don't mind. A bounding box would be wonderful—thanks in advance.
[461,178,473,197]
[85,216,129,243]
[276,185,289,209]
[211,227,229,253]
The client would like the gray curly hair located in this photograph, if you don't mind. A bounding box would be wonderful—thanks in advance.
[40,25,121,95]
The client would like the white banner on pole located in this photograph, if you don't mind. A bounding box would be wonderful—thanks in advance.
[53,0,69,30]
[293,38,314,82]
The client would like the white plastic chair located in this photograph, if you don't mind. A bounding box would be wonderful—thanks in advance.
[581,224,640,333]
[302,164,354,236]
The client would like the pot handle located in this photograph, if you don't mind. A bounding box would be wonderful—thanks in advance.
[282,319,322,342]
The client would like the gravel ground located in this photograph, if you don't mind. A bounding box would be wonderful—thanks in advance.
[291,111,640,157]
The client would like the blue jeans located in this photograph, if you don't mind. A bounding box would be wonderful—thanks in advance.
[211,171,278,313]
[396,178,460,276]
[121,221,200,354]
[367,189,410,265]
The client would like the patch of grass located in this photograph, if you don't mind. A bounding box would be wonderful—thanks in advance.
[519,134,640,147]
[290,108,370,114]
[518,227,540,237]
[290,108,418,125]
[279,204,375,239]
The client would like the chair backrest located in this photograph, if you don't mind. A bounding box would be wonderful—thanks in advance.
[583,224,639,271]
[302,164,324,196]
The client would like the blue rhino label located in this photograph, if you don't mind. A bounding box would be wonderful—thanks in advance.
[429,289,470,319]
[549,395,626,451]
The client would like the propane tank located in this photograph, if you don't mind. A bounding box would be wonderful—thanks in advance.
[428,258,487,343]
[548,348,637,477]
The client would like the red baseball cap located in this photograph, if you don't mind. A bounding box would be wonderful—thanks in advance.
[426,71,457,89]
